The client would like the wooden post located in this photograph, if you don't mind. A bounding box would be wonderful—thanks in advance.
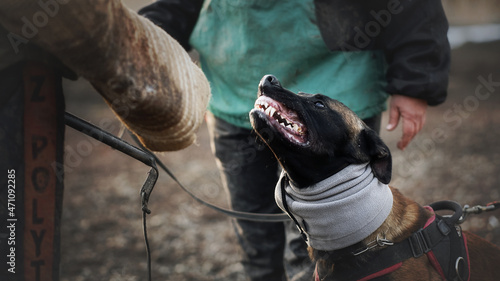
[0,61,64,281]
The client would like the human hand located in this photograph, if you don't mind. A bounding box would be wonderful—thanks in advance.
[386,95,428,150]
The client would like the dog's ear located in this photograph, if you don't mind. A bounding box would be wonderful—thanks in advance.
[359,129,392,184]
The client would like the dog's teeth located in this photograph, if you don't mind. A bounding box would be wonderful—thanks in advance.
[269,107,276,117]
[265,106,272,115]
[264,106,277,117]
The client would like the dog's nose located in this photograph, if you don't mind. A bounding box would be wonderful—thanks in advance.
[260,75,281,88]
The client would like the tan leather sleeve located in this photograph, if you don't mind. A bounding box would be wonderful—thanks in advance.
[0,0,211,151]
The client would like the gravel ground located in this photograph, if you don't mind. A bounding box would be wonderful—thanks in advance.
[59,39,500,281]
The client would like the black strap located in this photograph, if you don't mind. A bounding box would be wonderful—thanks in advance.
[329,228,429,280]
[129,131,291,222]
[408,216,451,257]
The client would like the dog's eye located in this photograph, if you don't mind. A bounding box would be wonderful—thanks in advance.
[314,101,325,108]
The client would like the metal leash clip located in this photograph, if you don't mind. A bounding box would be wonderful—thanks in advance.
[353,234,394,256]
[458,202,500,224]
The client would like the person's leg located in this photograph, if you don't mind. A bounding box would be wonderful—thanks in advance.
[206,114,286,281]
[283,221,315,281]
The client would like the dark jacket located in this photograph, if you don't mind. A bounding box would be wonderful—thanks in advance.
[139,0,450,106]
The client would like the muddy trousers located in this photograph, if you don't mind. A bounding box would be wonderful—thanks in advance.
[206,113,381,281]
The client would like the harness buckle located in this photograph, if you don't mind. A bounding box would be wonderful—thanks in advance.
[409,229,431,257]
[437,219,451,236]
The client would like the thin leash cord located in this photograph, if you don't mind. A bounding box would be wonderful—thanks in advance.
[128,132,290,222]
[143,210,152,281]
[64,114,158,281]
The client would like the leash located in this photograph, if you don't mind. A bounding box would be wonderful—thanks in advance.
[128,132,291,223]
[459,201,500,224]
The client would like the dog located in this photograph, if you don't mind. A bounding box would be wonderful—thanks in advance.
[249,75,500,281]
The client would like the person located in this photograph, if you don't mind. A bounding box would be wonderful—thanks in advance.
[139,1,450,280]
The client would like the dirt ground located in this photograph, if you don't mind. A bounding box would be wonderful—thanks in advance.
[59,34,500,281]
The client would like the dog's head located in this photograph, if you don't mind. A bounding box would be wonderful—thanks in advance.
[249,75,391,187]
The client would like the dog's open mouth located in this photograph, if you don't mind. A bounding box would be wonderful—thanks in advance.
[253,95,308,145]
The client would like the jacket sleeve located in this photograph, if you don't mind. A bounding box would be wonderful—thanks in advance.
[382,0,450,106]
[138,0,204,51]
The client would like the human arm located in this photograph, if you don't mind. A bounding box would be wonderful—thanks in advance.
[313,0,450,149]
[383,0,450,149]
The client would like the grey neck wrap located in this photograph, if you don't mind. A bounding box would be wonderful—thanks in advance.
[275,163,393,251]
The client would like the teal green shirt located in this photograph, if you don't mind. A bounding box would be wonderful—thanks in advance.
[190,0,388,129]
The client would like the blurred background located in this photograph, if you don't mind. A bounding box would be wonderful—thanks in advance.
[60,1,500,280]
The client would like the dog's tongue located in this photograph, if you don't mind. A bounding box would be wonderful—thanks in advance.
[254,96,307,144]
